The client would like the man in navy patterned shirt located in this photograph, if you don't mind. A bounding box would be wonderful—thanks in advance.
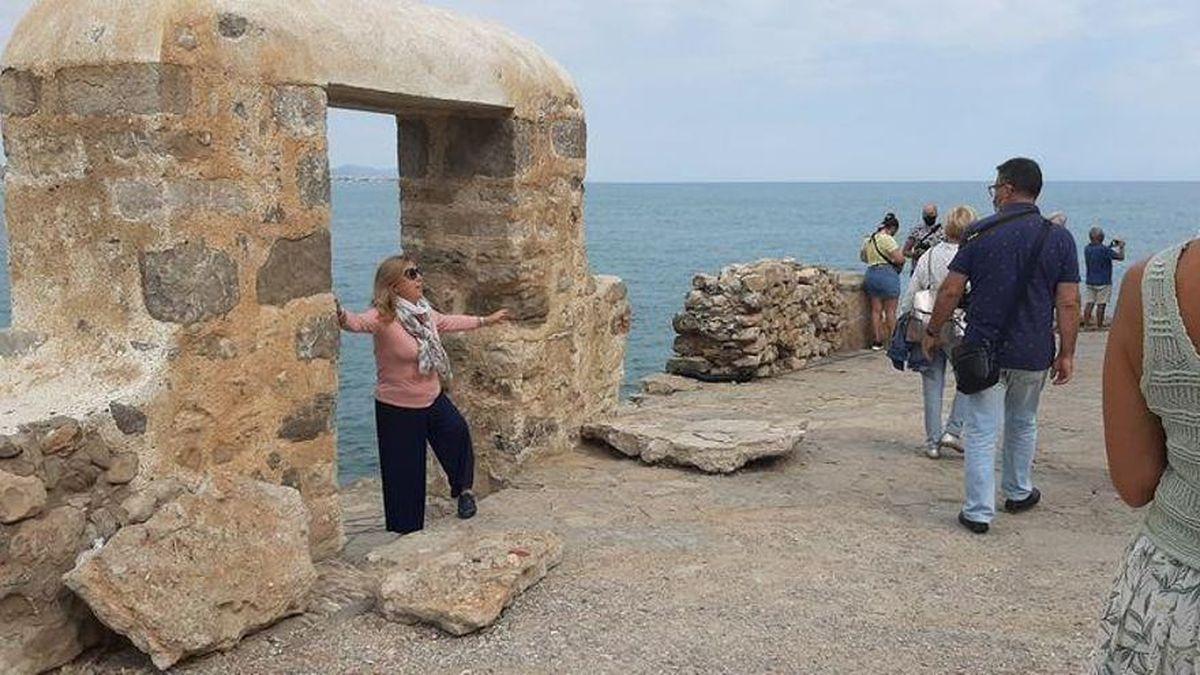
[922,158,1081,534]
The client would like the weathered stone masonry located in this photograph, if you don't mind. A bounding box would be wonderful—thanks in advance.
[668,259,871,381]
[0,1,629,671]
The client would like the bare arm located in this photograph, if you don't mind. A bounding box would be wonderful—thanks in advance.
[337,302,380,334]
[1103,262,1167,507]
[1051,282,1081,384]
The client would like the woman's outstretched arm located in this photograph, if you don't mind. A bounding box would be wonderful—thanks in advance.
[1103,261,1167,507]
[436,309,511,334]
[337,300,381,334]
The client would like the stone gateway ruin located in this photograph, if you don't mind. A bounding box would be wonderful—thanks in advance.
[0,0,628,670]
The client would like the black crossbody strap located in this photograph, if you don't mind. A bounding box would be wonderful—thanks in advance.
[871,233,902,272]
[996,219,1053,345]
[962,209,1031,247]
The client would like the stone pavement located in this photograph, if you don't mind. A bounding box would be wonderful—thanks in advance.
[71,332,1134,673]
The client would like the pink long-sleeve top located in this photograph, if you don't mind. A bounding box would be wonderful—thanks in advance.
[339,307,482,409]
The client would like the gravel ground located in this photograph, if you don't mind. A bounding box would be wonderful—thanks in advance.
[65,331,1132,674]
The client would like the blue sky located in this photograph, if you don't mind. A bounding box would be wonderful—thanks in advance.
[3,1,1198,181]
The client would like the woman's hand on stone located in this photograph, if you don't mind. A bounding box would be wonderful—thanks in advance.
[334,297,347,326]
[483,309,511,326]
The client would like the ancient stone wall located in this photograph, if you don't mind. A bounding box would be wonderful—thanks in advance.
[667,260,868,382]
[0,3,627,670]
[397,111,629,487]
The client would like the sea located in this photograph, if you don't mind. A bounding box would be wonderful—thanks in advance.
[3,181,1198,482]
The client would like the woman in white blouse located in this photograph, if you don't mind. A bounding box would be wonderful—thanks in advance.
[899,205,975,458]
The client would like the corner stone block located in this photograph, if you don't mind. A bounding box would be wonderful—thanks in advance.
[0,330,46,358]
[0,68,41,116]
[295,315,339,361]
[140,242,240,324]
[273,86,325,137]
[109,403,148,436]
[256,231,332,306]
[298,152,331,208]
[54,64,191,117]
[445,117,517,178]
[397,119,429,178]
[0,469,47,523]
[277,393,336,442]
[551,118,586,159]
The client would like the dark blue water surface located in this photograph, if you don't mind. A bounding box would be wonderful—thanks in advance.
[3,181,1198,481]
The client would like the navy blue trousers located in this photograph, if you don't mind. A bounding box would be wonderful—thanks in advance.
[374,394,475,534]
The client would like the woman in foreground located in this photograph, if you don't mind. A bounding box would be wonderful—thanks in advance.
[1095,237,1200,671]
[338,255,509,534]
[898,205,974,459]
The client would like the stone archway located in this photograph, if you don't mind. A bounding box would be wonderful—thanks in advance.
[0,1,629,670]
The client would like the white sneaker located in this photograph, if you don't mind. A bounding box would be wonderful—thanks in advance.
[925,445,941,459]
[938,433,964,454]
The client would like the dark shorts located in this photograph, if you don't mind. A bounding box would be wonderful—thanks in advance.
[864,265,901,300]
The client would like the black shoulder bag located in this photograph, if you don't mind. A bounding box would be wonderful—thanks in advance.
[951,218,1052,395]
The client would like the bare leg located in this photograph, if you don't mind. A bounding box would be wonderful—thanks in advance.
[1096,303,1108,329]
[870,296,883,345]
[883,298,899,343]
[1082,302,1095,328]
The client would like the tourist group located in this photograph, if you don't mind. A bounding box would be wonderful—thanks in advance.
[860,157,1200,669]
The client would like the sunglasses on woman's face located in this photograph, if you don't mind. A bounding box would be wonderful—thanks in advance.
[403,267,422,280]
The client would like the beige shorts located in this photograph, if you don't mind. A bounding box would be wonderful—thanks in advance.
[1085,284,1113,305]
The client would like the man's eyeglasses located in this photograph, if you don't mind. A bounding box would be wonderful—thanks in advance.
[987,182,1010,198]
[403,267,423,280]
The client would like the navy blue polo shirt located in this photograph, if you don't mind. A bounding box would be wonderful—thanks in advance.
[948,203,1080,371]
[1085,243,1117,286]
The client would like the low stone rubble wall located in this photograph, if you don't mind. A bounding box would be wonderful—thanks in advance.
[667,260,869,382]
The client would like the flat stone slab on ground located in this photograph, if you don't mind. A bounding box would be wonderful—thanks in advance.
[63,478,317,670]
[369,529,563,636]
[582,410,807,474]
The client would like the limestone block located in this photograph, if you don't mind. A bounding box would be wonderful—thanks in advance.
[0,470,47,523]
[551,118,586,159]
[139,242,240,324]
[397,119,429,178]
[63,479,317,670]
[372,530,563,636]
[277,393,336,442]
[295,314,340,361]
[0,330,45,359]
[583,414,807,474]
[297,152,331,208]
[256,232,332,306]
[0,68,41,116]
[53,64,190,117]
[273,85,325,137]
[103,453,139,485]
[0,505,96,674]
[640,373,702,396]
[445,117,518,178]
[108,402,148,436]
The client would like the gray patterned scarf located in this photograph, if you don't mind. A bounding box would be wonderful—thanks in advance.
[395,297,452,380]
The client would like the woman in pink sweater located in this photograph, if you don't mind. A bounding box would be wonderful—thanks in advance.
[337,255,508,533]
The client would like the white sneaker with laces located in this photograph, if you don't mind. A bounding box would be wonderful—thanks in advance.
[925,445,941,459]
[938,432,964,454]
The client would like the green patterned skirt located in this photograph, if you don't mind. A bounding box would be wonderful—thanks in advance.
[1094,535,1200,674]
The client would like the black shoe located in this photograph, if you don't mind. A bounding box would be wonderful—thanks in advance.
[1004,488,1041,514]
[958,511,989,534]
[457,492,477,520]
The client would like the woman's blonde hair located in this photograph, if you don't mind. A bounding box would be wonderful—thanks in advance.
[371,254,417,323]
[945,205,977,242]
